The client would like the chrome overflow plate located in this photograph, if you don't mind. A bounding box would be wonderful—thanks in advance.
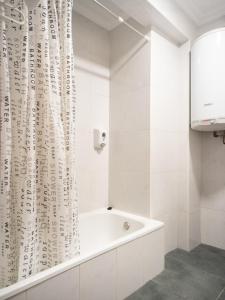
[123,221,130,230]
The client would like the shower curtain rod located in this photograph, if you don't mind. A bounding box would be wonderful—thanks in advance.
[93,0,150,41]
[0,0,25,25]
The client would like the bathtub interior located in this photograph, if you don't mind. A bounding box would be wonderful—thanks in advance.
[79,210,144,255]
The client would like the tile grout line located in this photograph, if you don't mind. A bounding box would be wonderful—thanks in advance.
[216,285,225,300]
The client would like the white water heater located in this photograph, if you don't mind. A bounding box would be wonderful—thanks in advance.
[191,28,225,131]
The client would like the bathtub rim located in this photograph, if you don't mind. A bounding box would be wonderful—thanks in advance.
[0,208,164,300]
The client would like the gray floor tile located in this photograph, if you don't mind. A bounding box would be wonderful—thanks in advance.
[168,245,225,279]
[126,281,186,300]
[195,244,225,258]
[154,255,225,300]
[126,244,225,300]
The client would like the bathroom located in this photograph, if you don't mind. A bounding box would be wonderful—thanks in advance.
[0,0,225,299]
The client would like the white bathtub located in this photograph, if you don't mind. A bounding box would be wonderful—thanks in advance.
[0,208,164,300]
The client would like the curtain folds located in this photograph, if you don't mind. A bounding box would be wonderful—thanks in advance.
[0,0,79,288]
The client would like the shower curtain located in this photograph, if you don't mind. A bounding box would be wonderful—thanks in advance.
[0,0,79,288]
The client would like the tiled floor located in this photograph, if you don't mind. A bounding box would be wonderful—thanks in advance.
[126,244,225,300]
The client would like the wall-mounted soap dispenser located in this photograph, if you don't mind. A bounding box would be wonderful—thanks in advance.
[93,129,107,150]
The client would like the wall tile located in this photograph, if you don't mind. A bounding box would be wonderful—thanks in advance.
[202,133,225,212]
[110,86,148,131]
[155,212,178,253]
[89,170,108,210]
[76,130,93,170]
[111,31,150,91]
[8,292,26,300]
[189,169,201,213]
[110,170,149,216]
[76,70,92,132]
[142,229,165,283]
[189,130,202,215]
[150,31,188,132]
[110,131,148,172]
[178,211,190,250]
[177,172,189,213]
[201,208,225,250]
[73,12,110,213]
[80,250,116,300]
[150,172,180,217]
[189,210,201,250]
[91,76,109,98]
[109,23,150,217]
[116,239,143,300]
[150,33,192,253]
[150,130,187,174]
[109,170,124,209]
[91,94,109,129]
[27,268,79,300]
[201,133,225,249]
[116,230,164,299]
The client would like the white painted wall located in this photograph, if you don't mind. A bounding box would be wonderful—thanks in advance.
[73,13,110,213]
[201,133,225,250]
[109,23,150,217]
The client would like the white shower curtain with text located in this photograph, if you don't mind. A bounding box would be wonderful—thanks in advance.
[0,0,79,288]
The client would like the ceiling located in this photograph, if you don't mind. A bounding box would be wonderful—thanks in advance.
[74,0,225,30]
[73,0,225,44]
[73,0,190,44]
[174,0,225,27]
[74,0,129,31]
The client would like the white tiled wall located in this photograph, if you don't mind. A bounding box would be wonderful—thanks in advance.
[27,268,79,300]
[8,293,26,300]
[109,22,150,217]
[187,130,202,250]
[149,31,190,253]
[80,251,116,300]
[149,32,202,253]
[117,238,143,299]
[72,11,204,255]
[82,229,164,300]
[72,13,110,213]
[109,29,200,253]
[201,133,225,250]
[177,129,202,251]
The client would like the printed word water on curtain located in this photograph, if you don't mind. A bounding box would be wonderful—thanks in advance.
[0,0,79,288]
